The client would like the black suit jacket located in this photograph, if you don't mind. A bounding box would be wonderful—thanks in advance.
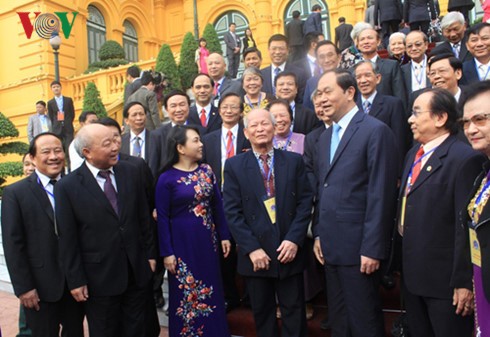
[335,23,354,51]
[187,105,222,134]
[430,38,473,63]
[202,125,251,188]
[56,161,154,296]
[303,125,327,196]
[120,128,152,163]
[399,136,485,298]
[403,0,437,23]
[47,96,75,143]
[376,58,408,108]
[1,173,65,301]
[460,59,480,86]
[285,19,304,47]
[401,60,431,93]
[374,0,403,23]
[293,104,321,135]
[260,63,307,103]
[223,149,313,278]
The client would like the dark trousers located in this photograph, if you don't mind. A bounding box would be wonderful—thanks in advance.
[410,21,430,35]
[247,274,306,337]
[324,264,384,337]
[220,240,240,306]
[24,287,84,337]
[145,279,161,337]
[85,268,147,337]
[227,53,240,78]
[381,20,401,48]
[403,284,474,337]
[289,45,304,63]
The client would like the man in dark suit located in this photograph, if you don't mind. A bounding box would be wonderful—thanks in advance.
[223,108,313,337]
[206,53,243,106]
[261,34,308,103]
[121,101,152,162]
[275,71,320,135]
[398,88,484,337]
[303,4,322,35]
[294,32,322,80]
[354,61,410,161]
[187,74,222,134]
[403,0,437,34]
[223,22,242,78]
[461,23,490,86]
[401,31,431,94]
[313,69,398,337]
[202,92,251,312]
[430,12,473,63]
[127,71,161,131]
[334,17,354,52]
[374,0,403,48]
[2,133,84,337]
[47,80,75,164]
[285,10,304,63]
[56,123,156,337]
[356,27,408,108]
[148,90,193,177]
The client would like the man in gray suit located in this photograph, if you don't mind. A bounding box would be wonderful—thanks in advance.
[223,23,241,78]
[206,53,243,106]
[285,10,304,62]
[27,100,52,143]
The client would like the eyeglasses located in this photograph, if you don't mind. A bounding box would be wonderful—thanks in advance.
[220,105,240,111]
[410,110,432,117]
[406,41,426,49]
[427,68,451,78]
[458,113,490,129]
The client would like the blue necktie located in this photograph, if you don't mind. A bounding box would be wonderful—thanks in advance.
[363,100,371,115]
[133,136,142,158]
[330,124,341,163]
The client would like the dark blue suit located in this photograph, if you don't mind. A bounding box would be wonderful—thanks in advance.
[460,59,481,86]
[303,74,320,111]
[260,63,308,103]
[398,135,484,337]
[376,57,408,108]
[303,12,322,35]
[313,110,398,337]
[187,105,222,134]
[223,149,313,337]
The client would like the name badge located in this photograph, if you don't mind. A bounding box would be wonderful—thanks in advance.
[264,197,276,224]
[57,111,65,121]
[213,97,220,107]
[469,228,481,267]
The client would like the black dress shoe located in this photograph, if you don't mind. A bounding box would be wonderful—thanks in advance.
[320,317,331,330]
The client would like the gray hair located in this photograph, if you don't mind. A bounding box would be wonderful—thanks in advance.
[389,32,406,45]
[351,22,374,41]
[242,66,263,82]
[73,125,94,158]
[243,109,276,128]
[441,12,465,30]
[353,60,380,75]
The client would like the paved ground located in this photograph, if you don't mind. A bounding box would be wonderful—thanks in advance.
[0,290,169,337]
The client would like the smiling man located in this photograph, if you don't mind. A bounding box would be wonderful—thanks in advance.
[187,73,222,134]
[402,31,430,93]
[461,23,490,85]
[121,101,152,162]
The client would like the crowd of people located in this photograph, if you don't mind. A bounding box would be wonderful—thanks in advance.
[2,5,490,337]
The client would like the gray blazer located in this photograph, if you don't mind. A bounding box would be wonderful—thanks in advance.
[27,114,52,142]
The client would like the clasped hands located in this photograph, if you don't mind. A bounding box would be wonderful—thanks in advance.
[249,240,298,272]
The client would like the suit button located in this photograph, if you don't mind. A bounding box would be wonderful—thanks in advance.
[324,183,328,188]
[119,227,124,231]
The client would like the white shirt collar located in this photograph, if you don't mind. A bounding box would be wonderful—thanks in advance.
[130,128,146,140]
[85,160,114,180]
[454,87,462,102]
[195,103,212,115]
[412,55,427,68]
[307,54,316,63]
[335,105,359,138]
[475,58,490,68]
[222,123,239,138]
[35,170,60,187]
[362,91,377,105]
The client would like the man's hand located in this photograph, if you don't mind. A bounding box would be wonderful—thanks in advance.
[234,47,240,54]
[277,240,298,264]
[164,255,177,274]
[453,288,474,316]
[19,289,40,311]
[70,285,89,302]
[313,239,325,265]
[249,249,271,272]
[148,259,156,272]
[360,256,379,274]
[221,240,231,258]
[152,209,157,221]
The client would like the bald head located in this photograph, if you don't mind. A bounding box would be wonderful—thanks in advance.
[75,124,120,169]
[206,53,226,80]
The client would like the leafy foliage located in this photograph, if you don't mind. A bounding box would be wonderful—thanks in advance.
[179,32,199,89]
[85,59,129,74]
[82,82,108,118]
[99,40,125,61]
[202,24,222,55]
[0,112,19,138]
[155,44,182,94]
[0,142,29,155]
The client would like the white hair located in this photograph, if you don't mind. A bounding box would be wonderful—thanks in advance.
[351,22,374,41]
[243,109,277,128]
[440,12,465,30]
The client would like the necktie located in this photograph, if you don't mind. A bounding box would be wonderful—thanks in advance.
[200,108,207,127]
[133,136,142,158]
[49,179,57,186]
[363,100,371,115]
[273,67,281,95]
[260,154,275,197]
[98,170,118,214]
[452,43,460,58]
[214,82,220,96]
[410,146,425,186]
[226,131,234,158]
[330,124,341,163]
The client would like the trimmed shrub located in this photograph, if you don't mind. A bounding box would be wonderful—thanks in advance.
[82,82,108,118]
[179,32,199,89]
[99,40,125,61]
[155,44,181,94]
[202,24,222,55]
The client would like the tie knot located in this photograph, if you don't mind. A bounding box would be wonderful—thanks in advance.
[274,67,281,75]
[135,136,141,141]
[98,170,111,180]
[333,124,341,133]
[227,130,233,138]
[415,146,424,159]
[49,179,58,186]
[260,154,269,162]
[201,108,206,114]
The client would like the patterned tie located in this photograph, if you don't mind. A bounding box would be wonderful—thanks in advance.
[133,136,142,158]
[273,67,281,95]
[214,82,220,96]
[452,43,460,58]
[260,154,275,197]
[363,100,371,115]
[98,170,118,214]
[226,131,234,158]
[330,124,341,163]
[410,146,425,186]
[200,108,207,127]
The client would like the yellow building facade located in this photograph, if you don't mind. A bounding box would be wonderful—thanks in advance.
[0,0,450,149]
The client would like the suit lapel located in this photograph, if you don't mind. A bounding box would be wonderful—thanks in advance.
[273,150,287,218]
[207,106,220,130]
[113,163,126,219]
[245,151,269,209]
[28,173,54,223]
[237,125,249,153]
[370,95,383,118]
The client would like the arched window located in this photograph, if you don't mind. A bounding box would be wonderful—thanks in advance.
[214,11,249,76]
[87,5,106,64]
[123,20,138,62]
[284,0,330,39]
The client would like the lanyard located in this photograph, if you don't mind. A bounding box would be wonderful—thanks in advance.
[471,176,490,223]
[245,94,262,109]
[257,154,274,197]
[38,177,58,235]
[405,146,438,193]
[38,177,55,201]
[475,62,490,81]
[411,59,426,88]
[273,131,293,151]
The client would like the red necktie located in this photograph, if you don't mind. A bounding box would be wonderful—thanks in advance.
[411,146,425,184]
[214,82,220,96]
[200,109,207,127]
[226,131,234,158]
